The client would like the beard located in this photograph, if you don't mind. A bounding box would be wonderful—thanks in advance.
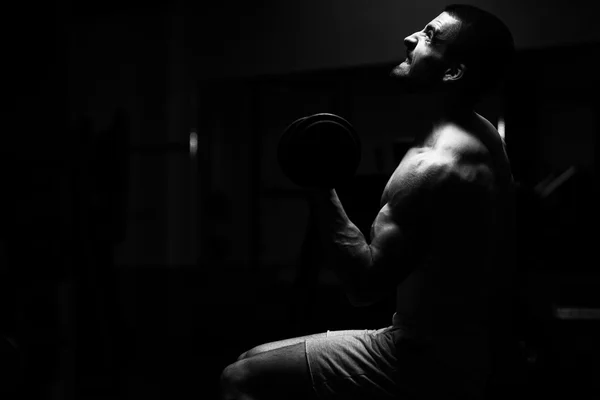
[389,60,410,80]
[389,60,443,95]
[389,63,425,94]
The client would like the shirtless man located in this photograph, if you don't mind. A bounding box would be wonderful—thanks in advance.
[221,4,516,400]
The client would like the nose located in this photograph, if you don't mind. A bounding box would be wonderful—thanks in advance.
[404,32,418,50]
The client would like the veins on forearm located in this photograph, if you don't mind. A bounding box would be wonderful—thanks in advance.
[311,190,372,272]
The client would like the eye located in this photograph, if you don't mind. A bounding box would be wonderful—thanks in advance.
[425,29,434,42]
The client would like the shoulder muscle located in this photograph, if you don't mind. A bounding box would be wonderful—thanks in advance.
[386,150,496,232]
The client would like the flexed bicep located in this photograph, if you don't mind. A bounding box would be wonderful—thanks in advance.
[354,156,470,304]
[352,202,426,306]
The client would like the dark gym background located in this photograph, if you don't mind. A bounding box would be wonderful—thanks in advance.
[1,0,599,399]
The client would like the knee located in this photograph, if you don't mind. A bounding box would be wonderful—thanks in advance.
[220,360,249,395]
[237,345,266,361]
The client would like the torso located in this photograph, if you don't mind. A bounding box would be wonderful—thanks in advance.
[378,112,514,383]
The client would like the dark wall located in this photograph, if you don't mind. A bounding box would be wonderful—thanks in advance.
[1,2,198,399]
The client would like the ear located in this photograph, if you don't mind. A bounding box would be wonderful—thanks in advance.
[443,63,466,82]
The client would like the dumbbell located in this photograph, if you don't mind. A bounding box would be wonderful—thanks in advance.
[277,113,361,189]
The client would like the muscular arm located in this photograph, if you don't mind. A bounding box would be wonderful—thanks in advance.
[308,151,496,307]
[308,158,449,306]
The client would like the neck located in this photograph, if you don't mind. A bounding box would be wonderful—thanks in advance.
[412,93,474,145]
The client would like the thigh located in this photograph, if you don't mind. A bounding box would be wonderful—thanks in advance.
[305,327,401,399]
[233,342,318,400]
[240,330,375,360]
[239,332,328,360]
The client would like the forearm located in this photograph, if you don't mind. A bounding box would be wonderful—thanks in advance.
[307,189,373,290]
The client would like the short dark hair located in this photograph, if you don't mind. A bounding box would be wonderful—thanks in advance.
[442,4,515,102]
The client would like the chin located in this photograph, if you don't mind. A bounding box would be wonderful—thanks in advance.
[390,62,409,78]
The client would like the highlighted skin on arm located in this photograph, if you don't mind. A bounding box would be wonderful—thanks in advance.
[309,159,458,307]
[311,153,496,307]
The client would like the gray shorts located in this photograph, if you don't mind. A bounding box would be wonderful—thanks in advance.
[305,325,485,400]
